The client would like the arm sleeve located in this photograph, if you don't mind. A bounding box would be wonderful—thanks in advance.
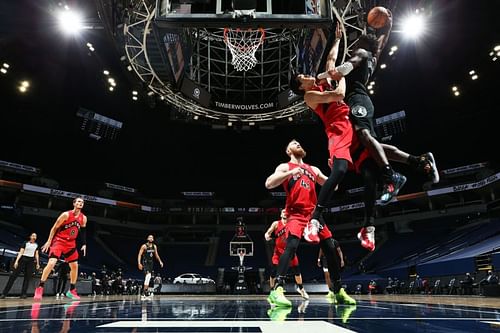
[80,228,87,245]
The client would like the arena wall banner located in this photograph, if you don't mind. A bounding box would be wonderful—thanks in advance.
[213,101,276,112]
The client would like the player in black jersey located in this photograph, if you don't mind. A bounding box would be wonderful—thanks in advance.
[137,235,164,297]
[319,13,438,250]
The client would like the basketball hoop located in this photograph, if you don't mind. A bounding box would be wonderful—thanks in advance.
[223,27,265,71]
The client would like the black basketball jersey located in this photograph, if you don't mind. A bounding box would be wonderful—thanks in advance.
[346,48,376,98]
[142,243,155,263]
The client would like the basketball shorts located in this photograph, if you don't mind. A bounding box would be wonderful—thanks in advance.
[49,239,78,263]
[346,93,376,137]
[286,209,333,241]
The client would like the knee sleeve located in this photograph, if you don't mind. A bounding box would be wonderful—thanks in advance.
[144,273,151,286]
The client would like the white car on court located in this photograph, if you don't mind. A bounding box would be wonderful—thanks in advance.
[173,273,214,284]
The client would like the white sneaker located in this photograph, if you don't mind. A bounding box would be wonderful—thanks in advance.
[297,287,309,300]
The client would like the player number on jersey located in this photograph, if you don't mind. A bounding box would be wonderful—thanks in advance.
[300,179,310,190]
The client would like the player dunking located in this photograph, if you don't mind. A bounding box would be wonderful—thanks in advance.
[265,140,355,307]
[290,23,352,243]
[34,197,87,301]
[137,235,164,298]
[320,13,409,204]
[264,209,309,300]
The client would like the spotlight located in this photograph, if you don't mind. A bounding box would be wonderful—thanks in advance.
[147,91,154,96]
[490,51,495,57]
[452,86,458,92]
[249,122,255,126]
[388,51,394,56]
[227,121,233,127]
[21,80,30,87]
[160,96,165,100]
[380,64,387,69]
[58,10,83,34]
[401,14,425,39]
[103,70,110,75]
[18,86,27,93]
[109,86,114,91]
[494,45,500,52]
[120,56,127,61]
[0,68,7,74]
[132,90,138,96]
[89,46,95,52]
[132,96,138,101]
[193,115,199,120]
[469,70,475,75]
[454,91,460,96]
[86,42,92,48]
[288,117,293,122]
[369,90,374,95]
[493,57,498,62]
[471,74,478,80]
[497,51,500,57]
[2,63,9,69]
[127,65,132,71]
[390,46,398,52]
[370,81,375,86]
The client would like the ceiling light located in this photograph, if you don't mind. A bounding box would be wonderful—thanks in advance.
[490,51,495,57]
[369,90,374,95]
[58,10,83,34]
[227,121,233,127]
[380,64,387,69]
[2,63,9,69]
[18,86,27,93]
[193,115,199,120]
[454,91,460,96]
[147,91,154,96]
[288,117,293,122]
[0,68,7,74]
[109,86,114,91]
[468,70,475,75]
[160,96,165,100]
[132,90,138,96]
[471,74,478,80]
[103,70,110,75]
[401,14,426,39]
[452,86,458,92]
[249,122,255,126]
[127,65,132,71]
[390,46,398,52]
[494,45,500,52]
[132,96,138,101]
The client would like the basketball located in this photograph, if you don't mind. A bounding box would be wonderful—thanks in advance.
[367,6,390,29]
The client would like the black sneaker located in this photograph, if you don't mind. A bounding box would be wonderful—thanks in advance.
[419,152,439,184]
[380,172,407,205]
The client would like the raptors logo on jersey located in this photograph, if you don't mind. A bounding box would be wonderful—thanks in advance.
[273,220,288,254]
[55,210,85,241]
[283,162,317,213]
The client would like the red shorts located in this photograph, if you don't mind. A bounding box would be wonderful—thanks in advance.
[49,238,78,263]
[326,108,353,164]
[272,251,299,267]
[286,209,333,240]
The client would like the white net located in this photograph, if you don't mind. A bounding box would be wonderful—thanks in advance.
[224,28,265,72]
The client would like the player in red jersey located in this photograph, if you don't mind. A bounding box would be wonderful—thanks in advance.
[289,24,352,244]
[264,209,309,300]
[265,140,356,307]
[34,197,87,301]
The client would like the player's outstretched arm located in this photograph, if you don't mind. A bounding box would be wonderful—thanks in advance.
[374,9,393,60]
[265,163,303,189]
[325,22,342,71]
[41,212,69,253]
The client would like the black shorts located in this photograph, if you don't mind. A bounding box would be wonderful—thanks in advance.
[143,261,153,273]
[269,265,301,278]
[346,93,376,137]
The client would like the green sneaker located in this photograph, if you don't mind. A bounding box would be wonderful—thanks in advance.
[325,290,336,304]
[335,288,356,305]
[336,304,357,323]
[267,306,292,321]
[267,293,274,305]
[268,286,292,307]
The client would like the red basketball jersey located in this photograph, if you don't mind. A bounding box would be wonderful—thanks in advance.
[283,162,317,213]
[55,210,85,241]
[312,85,350,136]
[273,220,288,254]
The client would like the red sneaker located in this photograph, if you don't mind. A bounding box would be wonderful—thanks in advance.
[65,289,81,300]
[33,287,44,301]
[358,226,375,251]
[303,219,320,244]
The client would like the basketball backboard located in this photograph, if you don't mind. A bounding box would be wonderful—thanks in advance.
[229,241,254,257]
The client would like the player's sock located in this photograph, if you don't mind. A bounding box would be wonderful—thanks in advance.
[381,164,394,182]
[38,281,45,288]
[70,284,76,291]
